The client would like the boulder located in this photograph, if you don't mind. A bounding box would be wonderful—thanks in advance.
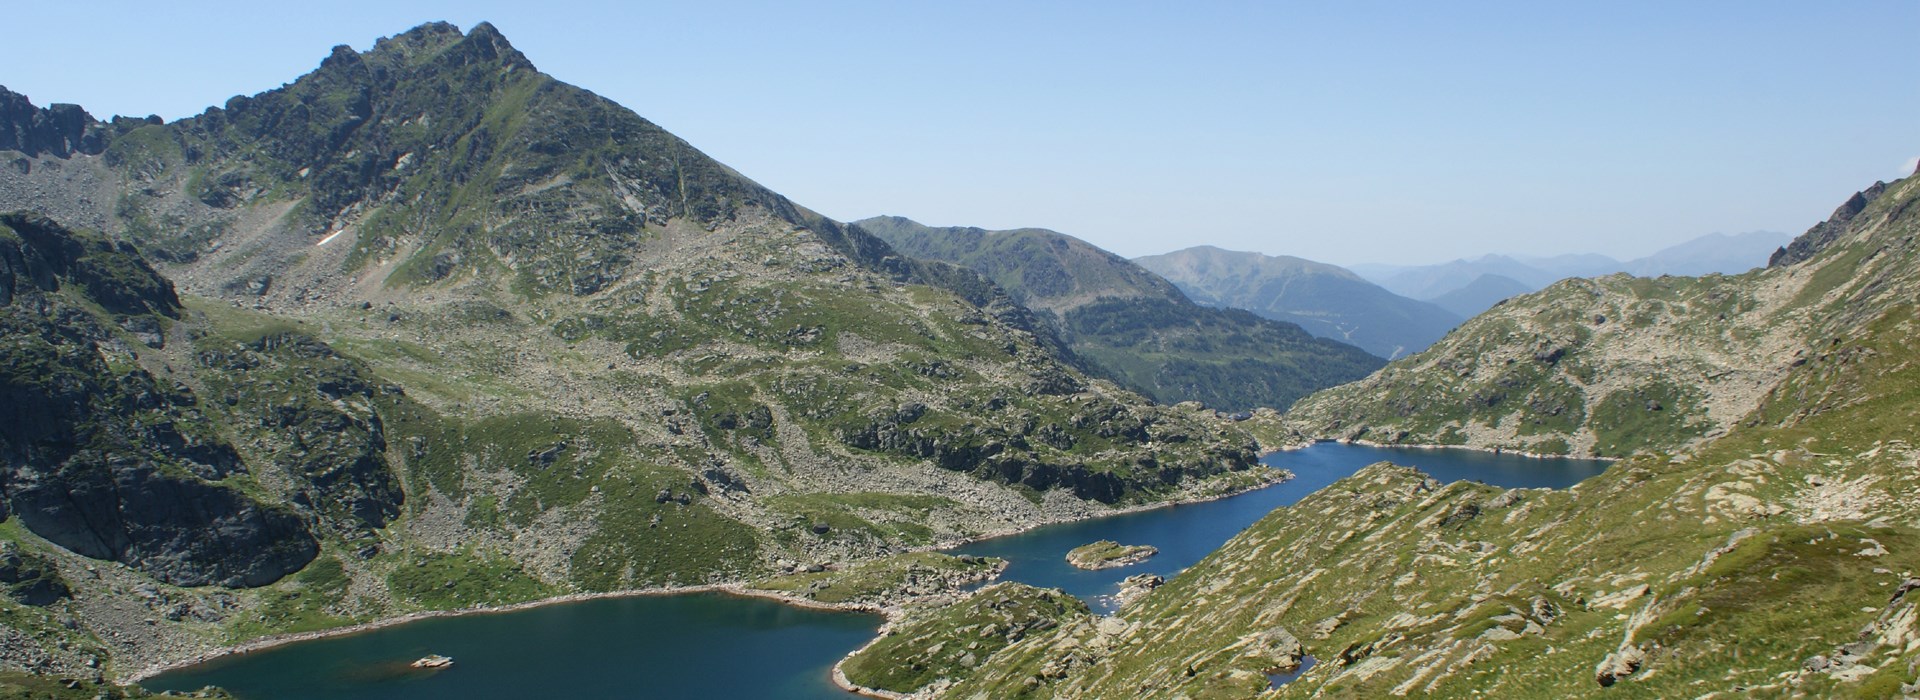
[1244,625,1304,674]
[1594,645,1645,687]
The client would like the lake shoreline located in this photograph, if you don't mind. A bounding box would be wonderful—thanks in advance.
[124,583,893,684]
[1331,437,1617,463]
[126,466,1297,687]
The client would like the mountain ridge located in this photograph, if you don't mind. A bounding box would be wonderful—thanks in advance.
[857,216,1384,411]
[0,21,1284,683]
[1134,245,1462,359]
[851,172,1920,699]
[1349,230,1793,305]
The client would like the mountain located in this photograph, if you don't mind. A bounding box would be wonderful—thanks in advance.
[1353,231,1790,304]
[1625,230,1791,277]
[0,22,1284,682]
[1279,224,1852,458]
[1362,254,1574,300]
[844,174,1920,698]
[1133,245,1462,359]
[857,217,1384,411]
[1424,272,1534,318]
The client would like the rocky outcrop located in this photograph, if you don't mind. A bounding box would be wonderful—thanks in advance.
[1593,644,1645,687]
[1064,540,1157,570]
[0,213,317,587]
[0,541,69,606]
[1769,182,1889,267]
[1111,572,1164,609]
[8,460,316,587]
[0,88,112,159]
[1244,626,1305,675]
[839,582,1093,696]
[0,211,179,317]
[193,332,403,534]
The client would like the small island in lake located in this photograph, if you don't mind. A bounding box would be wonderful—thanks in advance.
[1065,540,1158,570]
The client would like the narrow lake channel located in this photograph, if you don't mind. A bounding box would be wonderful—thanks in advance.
[144,443,1611,699]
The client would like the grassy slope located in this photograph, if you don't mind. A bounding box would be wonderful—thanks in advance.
[921,177,1920,698]
[0,23,1294,683]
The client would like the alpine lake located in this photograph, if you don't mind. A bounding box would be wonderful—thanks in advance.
[143,443,1611,699]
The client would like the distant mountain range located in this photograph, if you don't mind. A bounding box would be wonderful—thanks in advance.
[1133,246,1460,360]
[1423,272,1533,319]
[857,217,1384,411]
[1347,231,1791,316]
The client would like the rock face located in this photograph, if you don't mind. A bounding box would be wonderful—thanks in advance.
[0,88,114,159]
[0,213,318,587]
[1769,182,1888,267]
[192,332,403,534]
[859,217,1385,411]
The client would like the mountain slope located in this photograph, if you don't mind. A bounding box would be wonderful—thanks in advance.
[1425,272,1533,318]
[1351,231,1790,305]
[1134,245,1461,359]
[871,174,1920,700]
[858,216,1384,412]
[0,23,1283,682]
[1365,254,1570,300]
[1281,178,1905,459]
[1625,230,1790,277]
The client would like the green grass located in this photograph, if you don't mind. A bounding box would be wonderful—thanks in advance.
[762,492,961,546]
[1064,540,1155,568]
[841,582,1090,694]
[1587,379,1709,457]
[227,555,355,641]
[386,551,552,609]
[0,670,231,699]
[568,495,765,590]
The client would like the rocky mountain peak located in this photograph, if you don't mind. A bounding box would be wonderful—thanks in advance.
[1769,180,1890,267]
[0,211,180,317]
[0,87,110,159]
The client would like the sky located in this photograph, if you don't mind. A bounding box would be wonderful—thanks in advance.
[3,1,1916,265]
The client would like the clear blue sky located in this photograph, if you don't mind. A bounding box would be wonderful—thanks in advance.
[4,1,1915,265]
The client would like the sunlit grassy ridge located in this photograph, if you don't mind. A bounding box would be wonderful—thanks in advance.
[886,176,1920,698]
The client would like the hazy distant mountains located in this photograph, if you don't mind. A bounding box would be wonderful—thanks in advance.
[857,217,1383,411]
[1133,246,1461,360]
[1423,273,1534,319]
[1348,230,1791,316]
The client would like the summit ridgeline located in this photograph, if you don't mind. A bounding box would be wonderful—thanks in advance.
[0,22,1287,682]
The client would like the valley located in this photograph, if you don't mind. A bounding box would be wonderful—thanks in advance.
[1,15,1916,700]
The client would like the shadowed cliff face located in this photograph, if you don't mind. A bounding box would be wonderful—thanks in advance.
[0,212,320,587]
[0,89,114,160]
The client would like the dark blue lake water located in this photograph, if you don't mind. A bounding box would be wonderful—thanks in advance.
[144,443,1609,699]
